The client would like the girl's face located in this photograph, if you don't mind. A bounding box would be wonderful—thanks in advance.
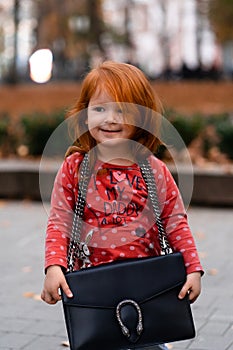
[87,89,136,146]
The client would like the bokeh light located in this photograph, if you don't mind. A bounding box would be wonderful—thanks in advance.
[29,49,53,83]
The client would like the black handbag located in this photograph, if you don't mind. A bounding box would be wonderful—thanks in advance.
[61,154,196,350]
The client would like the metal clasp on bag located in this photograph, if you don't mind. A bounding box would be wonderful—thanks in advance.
[116,299,143,338]
[78,229,94,269]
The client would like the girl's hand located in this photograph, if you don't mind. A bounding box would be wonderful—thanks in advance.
[41,265,73,304]
[178,272,202,304]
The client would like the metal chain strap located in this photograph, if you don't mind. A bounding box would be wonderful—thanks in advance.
[139,159,173,255]
[67,153,90,272]
[67,155,172,272]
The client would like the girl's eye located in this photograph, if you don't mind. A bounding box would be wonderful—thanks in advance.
[93,106,105,112]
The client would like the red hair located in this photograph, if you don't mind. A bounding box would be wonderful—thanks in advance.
[66,61,163,158]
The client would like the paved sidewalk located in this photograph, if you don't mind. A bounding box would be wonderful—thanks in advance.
[0,201,232,350]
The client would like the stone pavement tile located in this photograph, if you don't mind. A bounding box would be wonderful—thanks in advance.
[224,326,233,347]
[186,334,233,350]
[0,318,32,333]
[167,339,193,349]
[26,300,64,322]
[0,332,37,349]
[25,318,66,337]
[209,306,233,323]
[21,334,67,350]
[0,301,36,319]
[193,317,208,333]
[192,306,214,326]
[0,332,9,350]
[225,324,233,335]
[199,320,230,336]
[191,287,217,313]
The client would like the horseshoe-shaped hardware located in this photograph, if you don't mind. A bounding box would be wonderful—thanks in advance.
[116,299,143,338]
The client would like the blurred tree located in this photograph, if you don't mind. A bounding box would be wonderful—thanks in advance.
[196,0,209,66]
[209,0,233,76]
[209,0,233,42]
[33,0,107,78]
[34,0,71,77]
[1,0,36,83]
[87,0,106,54]
[7,0,20,83]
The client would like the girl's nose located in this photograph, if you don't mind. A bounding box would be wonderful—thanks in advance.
[104,109,119,123]
[105,105,124,124]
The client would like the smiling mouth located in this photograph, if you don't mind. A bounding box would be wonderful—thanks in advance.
[100,129,121,133]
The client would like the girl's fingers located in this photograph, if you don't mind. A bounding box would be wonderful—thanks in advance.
[60,280,73,298]
[41,266,73,304]
[188,290,198,304]
[41,289,61,304]
[178,283,190,300]
[178,272,201,302]
[178,284,200,303]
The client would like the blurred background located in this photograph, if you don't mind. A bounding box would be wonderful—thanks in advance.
[0,4,232,349]
[0,0,233,169]
[0,0,232,83]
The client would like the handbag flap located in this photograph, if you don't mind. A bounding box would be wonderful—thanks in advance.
[62,252,186,308]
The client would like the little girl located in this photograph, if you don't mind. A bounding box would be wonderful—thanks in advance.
[41,61,203,350]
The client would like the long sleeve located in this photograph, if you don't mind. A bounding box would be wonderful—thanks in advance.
[149,156,203,275]
[44,154,82,271]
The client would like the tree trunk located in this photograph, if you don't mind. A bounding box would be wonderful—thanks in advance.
[7,0,19,83]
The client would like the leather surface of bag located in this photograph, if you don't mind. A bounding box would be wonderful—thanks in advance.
[61,252,195,350]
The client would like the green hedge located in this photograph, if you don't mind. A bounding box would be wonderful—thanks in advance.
[20,110,65,156]
[0,112,18,156]
[0,113,9,143]
[0,109,233,161]
[217,118,233,160]
[166,110,205,147]
[164,110,233,160]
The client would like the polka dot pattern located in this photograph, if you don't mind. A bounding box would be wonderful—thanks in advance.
[44,152,203,276]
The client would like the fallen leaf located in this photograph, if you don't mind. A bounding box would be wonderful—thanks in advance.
[23,292,35,298]
[207,268,218,276]
[61,340,70,347]
[0,200,6,208]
